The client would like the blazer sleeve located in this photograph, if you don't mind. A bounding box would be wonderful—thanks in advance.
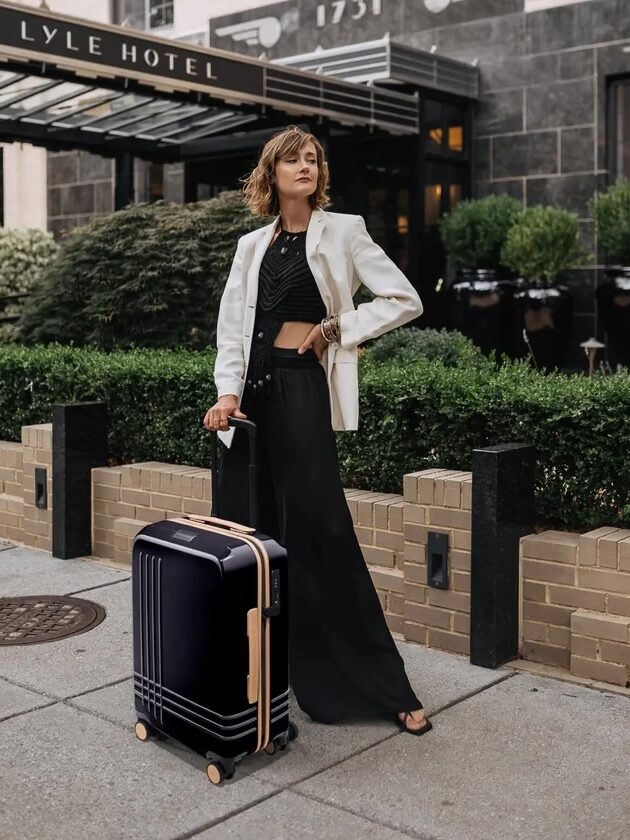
[213,236,246,399]
[338,215,423,351]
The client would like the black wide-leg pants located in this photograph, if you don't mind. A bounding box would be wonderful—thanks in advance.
[215,346,423,723]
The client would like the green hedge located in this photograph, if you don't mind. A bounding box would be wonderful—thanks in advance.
[2,342,629,532]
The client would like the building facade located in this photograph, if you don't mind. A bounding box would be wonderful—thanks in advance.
[1,0,630,365]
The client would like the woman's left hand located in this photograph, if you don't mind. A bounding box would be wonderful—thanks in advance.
[298,324,329,360]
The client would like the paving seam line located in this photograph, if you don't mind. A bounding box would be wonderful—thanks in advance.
[0,700,58,724]
[278,672,517,793]
[290,787,424,839]
[0,673,132,708]
[65,577,132,596]
[170,789,285,840]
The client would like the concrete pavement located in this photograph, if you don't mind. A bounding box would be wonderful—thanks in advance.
[1,543,629,840]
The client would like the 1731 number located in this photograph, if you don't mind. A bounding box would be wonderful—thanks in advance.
[316,0,383,27]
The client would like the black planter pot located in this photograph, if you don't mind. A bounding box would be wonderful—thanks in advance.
[508,285,573,370]
[448,268,521,356]
[596,267,630,366]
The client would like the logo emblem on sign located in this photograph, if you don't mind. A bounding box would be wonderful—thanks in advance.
[424,0,466,12]
[213,17,282,49]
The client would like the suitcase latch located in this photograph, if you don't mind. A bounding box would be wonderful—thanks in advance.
[262,568,281,618]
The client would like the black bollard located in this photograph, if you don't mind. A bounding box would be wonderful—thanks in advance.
[470,443,535,668]
[52,402,108,559]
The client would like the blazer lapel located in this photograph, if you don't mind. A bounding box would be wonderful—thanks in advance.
[305,208,332,313]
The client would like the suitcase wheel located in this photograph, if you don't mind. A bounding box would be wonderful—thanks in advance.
[134,720,154,742]
[207,761,234,785]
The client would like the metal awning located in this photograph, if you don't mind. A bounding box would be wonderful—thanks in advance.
[0,1,421,159]
[274,35,479,101]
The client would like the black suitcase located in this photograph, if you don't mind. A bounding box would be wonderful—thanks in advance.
[131,416,296,786]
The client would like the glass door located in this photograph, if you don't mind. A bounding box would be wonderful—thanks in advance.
[420,158,467,328]
[328,133,417,304]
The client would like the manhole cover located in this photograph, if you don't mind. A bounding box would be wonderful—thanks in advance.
[0,595,106,646]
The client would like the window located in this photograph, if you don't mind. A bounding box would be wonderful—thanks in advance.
[611,78,630,181]
[112,0,145,29]
[147,0,174,29]
[424,98,466,156]
[134,160,164,202]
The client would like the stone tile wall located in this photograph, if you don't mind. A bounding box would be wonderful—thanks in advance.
[47,150,114,239]
[395,0,630,360]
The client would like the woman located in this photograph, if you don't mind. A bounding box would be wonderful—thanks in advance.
[203,125,431,736]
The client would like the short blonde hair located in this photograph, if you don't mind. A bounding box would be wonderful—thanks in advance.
[241,124,330,217]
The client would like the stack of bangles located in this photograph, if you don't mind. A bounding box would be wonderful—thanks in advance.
[320,313,341,343]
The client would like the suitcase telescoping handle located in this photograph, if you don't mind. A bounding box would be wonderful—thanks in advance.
[211,416,258,529]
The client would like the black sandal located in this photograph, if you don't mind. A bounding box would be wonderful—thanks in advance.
[395,711,433,736]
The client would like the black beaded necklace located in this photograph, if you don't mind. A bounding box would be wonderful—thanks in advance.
[275,220,307,256]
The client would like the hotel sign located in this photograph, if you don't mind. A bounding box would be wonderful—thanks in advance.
[0,4,263,99]
[0,1,419,134]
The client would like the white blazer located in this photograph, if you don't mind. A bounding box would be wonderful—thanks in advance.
[213,207,423,449]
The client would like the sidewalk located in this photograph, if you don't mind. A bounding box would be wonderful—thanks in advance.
[1,543,629,840]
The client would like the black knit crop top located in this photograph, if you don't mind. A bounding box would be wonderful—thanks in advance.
[243,224,327,396]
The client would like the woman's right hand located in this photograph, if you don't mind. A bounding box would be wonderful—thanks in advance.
[203,395,247,432]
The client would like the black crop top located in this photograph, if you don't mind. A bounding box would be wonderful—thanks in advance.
[243,224,327,396]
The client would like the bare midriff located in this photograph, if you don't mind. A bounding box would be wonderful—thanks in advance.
[272,320,317,348]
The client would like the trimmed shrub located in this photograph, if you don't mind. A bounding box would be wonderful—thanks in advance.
[590,179,630,264]
[365,326,489,368]
[501,205,587,287]
[18,190,269,350]
[438,195,523,271]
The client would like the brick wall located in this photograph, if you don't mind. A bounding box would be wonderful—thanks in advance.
[5,421,630,690]
[0,424,52,552]
[92,462,214,564]
[521,529,630,687]
[89,464,474,652]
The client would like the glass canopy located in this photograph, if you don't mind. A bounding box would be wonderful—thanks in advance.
[0,70,260,151]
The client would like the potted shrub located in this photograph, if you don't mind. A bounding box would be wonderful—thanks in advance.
[501,205,586,370]
[590,180,630,366]
[439,195,523,356]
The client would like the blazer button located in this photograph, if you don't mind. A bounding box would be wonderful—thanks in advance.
[265,373,272,381]
[257,331,264,339]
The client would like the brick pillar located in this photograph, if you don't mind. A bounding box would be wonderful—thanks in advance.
[402,469,472,653]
